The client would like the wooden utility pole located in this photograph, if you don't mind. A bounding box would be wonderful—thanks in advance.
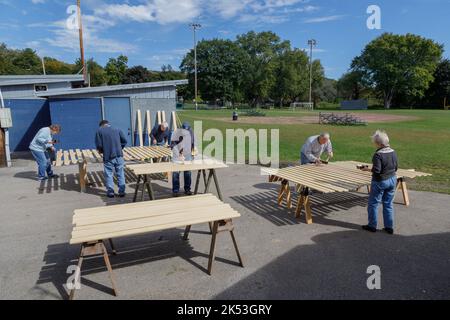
[77,0,87,85]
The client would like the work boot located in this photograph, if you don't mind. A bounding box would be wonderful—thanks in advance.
[362,225,377,233]
[383,228,394,235]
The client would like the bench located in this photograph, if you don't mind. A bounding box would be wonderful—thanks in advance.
[69,194,243,299]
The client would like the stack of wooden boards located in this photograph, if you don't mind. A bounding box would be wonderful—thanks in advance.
[319,112,368,126]
[264,161,431,224]
[69,194,243,299]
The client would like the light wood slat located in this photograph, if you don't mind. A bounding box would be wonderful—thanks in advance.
[74,205,233,231]
[70,194,239,244]
[122,149,133,161]
[74,196,222,224]
[133,147,150,160]
[263,168,341,193]
[299,165,371,184]
[71,209,240,244]
[91,149,103,162]
[68,150,78,165]
[75,149,83,163]
[74,193,213,218]
[55,150,63,167]
[276,168,350,193]
[333,161,432,179]
[126,148,146,161]
[81,150,94,163]
[128,160,228,176]
[63,151,71,166]
[86,149,99,163]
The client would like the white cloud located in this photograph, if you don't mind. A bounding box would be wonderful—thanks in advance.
[94,0,319,25]
[31,0,46,4]
[303,15,345,23]
[95,0,201,25]
[35,15,136,54]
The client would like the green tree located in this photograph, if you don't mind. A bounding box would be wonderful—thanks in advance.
[272,48,309,106]
[123,65,154,84]
[105,55,128,85]
[74,58,107,87]
[352,33,443,109]
[44,57,75,74]
[427,59,450,108]
[337,71,364,100]
[181,39,247,103]
[236,31,290,106]
[315,78,338,104]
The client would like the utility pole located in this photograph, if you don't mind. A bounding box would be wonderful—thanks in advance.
[189,23,201,111]
[308,39,317,109]
[77,0,87,85]
[41,57,46,75]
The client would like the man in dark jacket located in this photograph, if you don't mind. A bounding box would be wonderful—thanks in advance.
[360,130,398,234]
[150,122,170,146]
[95,120,128,198]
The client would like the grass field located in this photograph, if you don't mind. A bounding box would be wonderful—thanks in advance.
[179,109,450,194]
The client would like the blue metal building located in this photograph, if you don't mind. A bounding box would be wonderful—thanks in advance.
[0,75,187,153]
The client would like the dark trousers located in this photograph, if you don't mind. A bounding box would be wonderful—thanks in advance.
[172,171,192,193]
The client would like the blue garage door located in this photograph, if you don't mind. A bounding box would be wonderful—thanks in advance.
[49,98,102,150]
[103,97,132,147]
[5,99,51,152]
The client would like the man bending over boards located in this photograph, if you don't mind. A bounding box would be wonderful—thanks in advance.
[300,132,334,165]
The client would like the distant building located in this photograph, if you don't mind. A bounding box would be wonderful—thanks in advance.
[0,75,85,99]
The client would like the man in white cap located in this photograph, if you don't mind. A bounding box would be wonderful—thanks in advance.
[150,121,170,146]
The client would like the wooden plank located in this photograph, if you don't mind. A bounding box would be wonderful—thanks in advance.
[71,209,240,244]
[75,149,83,163]
[55,150,63,167]
[171,111,178,131]
[74,193,215,218]
[157,111,162,125]
[74,204,233,231]
[127,160,228,176]
[63,151,71,166]
[161,111,166,123]
[137,110,143,147]
[69,150,78,165]
[74,198,226,226]
[91,149,103,162]
[146,110,151,147]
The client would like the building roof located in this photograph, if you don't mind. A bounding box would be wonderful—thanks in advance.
[35,79,188,97]
[0,75,84,87]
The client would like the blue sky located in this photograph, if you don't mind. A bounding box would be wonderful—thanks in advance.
[0,0,449,79]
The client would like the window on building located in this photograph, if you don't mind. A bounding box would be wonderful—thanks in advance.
[34,84,48,92]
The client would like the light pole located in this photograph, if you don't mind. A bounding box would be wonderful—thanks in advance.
[189,23,202,111]
[308,39,317,109]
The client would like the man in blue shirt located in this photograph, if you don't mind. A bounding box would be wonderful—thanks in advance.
[29,124,61,181]
[95,120,128,198]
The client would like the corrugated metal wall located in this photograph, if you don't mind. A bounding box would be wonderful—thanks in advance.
[4,99,51,152]
[49,98,102,150]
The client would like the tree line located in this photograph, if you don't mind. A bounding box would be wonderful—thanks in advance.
[0,43,185,87]
[180,31,326,107]
[337,33,449,109]
[2,30,449,109]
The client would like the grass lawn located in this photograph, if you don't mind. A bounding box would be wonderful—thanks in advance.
[179,109,450,194]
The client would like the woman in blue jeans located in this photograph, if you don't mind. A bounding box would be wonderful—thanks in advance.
[360,130,398,235]
[29,124,61,181]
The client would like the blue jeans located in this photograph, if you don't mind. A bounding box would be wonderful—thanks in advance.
[104,157,126,196]
[172,171,192,193]
[367,176,397,229]
[31,150,53,179]
[300,153,314,165]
